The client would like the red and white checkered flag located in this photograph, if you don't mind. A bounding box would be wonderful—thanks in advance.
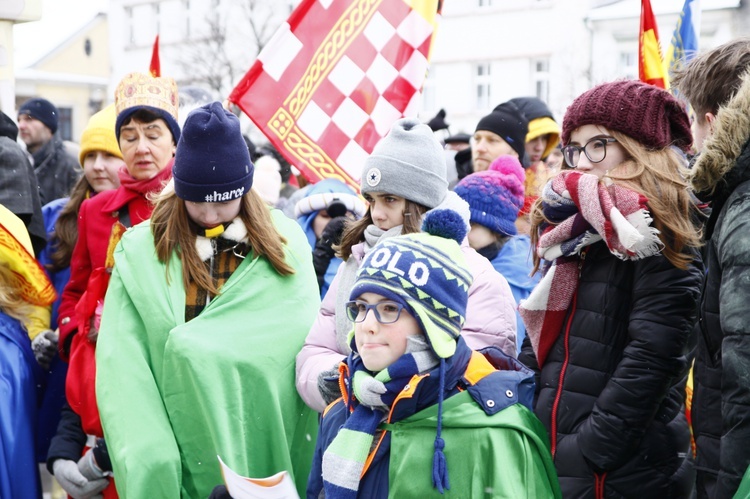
[229,0,441,190]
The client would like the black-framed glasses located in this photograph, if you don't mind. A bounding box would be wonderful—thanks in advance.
[345,300,406,324]
[562,137,618,168]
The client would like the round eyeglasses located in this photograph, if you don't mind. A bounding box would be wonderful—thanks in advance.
[562,137,618,168]
[345,300,406,324]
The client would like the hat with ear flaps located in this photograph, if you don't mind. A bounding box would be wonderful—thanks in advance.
[345,208,473,494]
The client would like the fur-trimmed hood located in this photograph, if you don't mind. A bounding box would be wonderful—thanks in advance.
[691,70,750,200]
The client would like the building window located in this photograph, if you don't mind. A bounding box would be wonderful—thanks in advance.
[532,58,550,103]
[620,51,637,80]
[475,62,491,111]
[154,3,160,37]
[58,107,73,142]
[125,6,134,45]
[184,0,190,38]
[478,0,493,6]
[422,67,436,115]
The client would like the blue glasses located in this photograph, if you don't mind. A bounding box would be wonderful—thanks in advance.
[345,300,406,324]
[562,137,618,168]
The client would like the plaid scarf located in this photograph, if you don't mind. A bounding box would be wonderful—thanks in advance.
[322,336,438,498]
[519,171,661,367]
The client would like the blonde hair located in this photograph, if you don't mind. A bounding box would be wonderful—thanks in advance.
[530,130,702,271]
[150,188,294,296]
[0,264,35,330]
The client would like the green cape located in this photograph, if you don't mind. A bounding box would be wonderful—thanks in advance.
[384,390,561,498]
[96,211,320,498]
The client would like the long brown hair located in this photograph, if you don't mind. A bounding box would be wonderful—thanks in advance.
[48,175,95,271]
[150,187,294,296]
[530,130,702,271]
[336,199,428,260]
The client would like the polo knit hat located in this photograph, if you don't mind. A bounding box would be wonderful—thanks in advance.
[454,155,525,237]
[18,98,59,134]
[0,111,19,141]
[349,208,473,359]
[362,118,448,209]
[114,72,181,144]
[78,104,123,165]
[562,79,693,152]
[475,101,529,159]
[172,102,254,203]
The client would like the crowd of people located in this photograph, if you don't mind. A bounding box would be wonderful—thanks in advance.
[2,35,750,499]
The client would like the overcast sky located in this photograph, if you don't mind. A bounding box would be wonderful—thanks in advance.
[13,0,109,69]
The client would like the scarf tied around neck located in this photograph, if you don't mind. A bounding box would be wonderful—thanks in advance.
[519,171,662,367]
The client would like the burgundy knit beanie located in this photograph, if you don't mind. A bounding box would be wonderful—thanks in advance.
[561,80,692,152]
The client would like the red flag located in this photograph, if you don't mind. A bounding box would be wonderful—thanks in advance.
[149,35,160,77]
[639,0,668,88]
[229,0,441,190]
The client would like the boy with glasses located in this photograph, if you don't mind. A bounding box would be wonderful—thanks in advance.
[307,208,560,498]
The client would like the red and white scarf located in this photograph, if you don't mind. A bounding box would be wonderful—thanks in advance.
[519,171,662,367]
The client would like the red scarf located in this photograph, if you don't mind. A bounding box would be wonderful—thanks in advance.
[519,171,661,367]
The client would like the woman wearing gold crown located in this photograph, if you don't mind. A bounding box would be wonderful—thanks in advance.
[0,205,56,498]
[50,72,181,498]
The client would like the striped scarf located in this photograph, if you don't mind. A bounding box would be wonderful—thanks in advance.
[322,336,438,498]
[519,171,661,367]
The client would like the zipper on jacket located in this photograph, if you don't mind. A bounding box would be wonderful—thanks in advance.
[595,472,607,499]
[550,247,587,457]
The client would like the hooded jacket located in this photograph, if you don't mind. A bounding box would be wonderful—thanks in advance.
[689,70,750,499]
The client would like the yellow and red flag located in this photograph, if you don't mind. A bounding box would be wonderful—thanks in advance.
[229,0,441,190]
[639,0,668,89]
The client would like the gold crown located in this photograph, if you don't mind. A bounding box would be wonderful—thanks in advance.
[115,72,179,120]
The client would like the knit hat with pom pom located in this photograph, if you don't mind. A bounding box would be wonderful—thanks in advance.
[349,208,472,359]
[454,155,525,237]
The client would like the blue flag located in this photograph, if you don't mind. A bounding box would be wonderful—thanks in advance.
[665,0,701,77]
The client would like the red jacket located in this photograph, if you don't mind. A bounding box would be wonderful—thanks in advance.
[58,164,171,436]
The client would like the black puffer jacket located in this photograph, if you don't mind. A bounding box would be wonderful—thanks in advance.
[520,241,703,498]
[689,72,750,499]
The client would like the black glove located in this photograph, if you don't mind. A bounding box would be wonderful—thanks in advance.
[209,485,233,499]
[32,329,58,370]
[317,366,343,406]
[312,216,348,291]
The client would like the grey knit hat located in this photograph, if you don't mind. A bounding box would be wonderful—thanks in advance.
[361,118,447,208]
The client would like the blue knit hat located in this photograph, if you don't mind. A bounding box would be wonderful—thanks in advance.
[454,155,525,237]
[18,98,59,134]
[349,209,472,359]
[172,102,254,202]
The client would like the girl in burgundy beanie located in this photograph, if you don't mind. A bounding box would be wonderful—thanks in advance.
[518,79,704,498]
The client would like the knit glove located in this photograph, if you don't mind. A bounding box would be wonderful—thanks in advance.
[317,366,343,406]
[31,329,58,370]
[78,447,107,481]
[52,459,108,499]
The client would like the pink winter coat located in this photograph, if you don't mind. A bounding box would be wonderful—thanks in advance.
[295,239,518,412]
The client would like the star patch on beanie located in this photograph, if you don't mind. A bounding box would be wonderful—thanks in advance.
[172,102,254,203]
[349,209,473,358]
[455,155,525,237]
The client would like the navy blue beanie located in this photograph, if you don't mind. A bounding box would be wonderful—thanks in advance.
[172,102,254,202]
[18,98,59,134]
